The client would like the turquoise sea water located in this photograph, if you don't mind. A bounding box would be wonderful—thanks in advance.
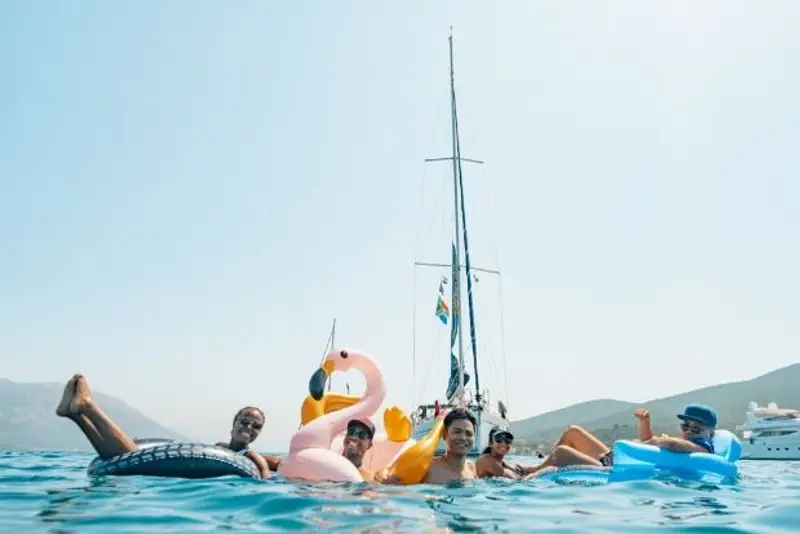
[2,451,798,533]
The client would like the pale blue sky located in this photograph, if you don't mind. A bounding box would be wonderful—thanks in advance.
[2,2,798,451]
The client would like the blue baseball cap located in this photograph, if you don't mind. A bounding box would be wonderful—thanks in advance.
[677,403,717,429]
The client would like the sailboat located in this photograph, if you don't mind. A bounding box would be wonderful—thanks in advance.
[410,32,510,457]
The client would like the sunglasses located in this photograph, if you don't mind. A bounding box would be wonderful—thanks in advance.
[493,434,513,445]
[237,418,263,431]
[346,426,373,440]
[680,422,705,434]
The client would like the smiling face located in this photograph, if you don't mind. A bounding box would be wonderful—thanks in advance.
[679,419,712,440]
[444,418,475,456]
[490,431,513,456]
[230,407,265,449]
[342,420,373,468]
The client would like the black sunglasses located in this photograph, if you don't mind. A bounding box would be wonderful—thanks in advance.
[493,433,513,445]
[680,422,705,434]
[237,418,263,431]
[346,425,373,440]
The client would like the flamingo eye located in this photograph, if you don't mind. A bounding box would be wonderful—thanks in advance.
[340,350,349,359]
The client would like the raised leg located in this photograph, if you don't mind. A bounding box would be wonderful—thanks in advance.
[524,445,603,478]
[56,374,138,459]
[554,425,610,460]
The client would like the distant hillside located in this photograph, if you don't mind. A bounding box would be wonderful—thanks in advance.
[511,399,635,438]
[512,363,800,449]
[0,378,188,450]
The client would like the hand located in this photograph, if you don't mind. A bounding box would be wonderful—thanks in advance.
[374,469,401,485]
[634,408,650,421]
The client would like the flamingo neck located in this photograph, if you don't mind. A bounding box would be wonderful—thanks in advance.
[331,358,386,429]
[289,356,386,453]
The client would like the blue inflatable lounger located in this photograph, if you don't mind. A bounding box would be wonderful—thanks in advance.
[538,430,742,485]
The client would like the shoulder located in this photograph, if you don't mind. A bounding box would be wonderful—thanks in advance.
[690,437,714,453]
[474,454,490,468]
[463,460,477,477]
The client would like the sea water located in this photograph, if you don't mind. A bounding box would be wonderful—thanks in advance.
[1,451,798,533]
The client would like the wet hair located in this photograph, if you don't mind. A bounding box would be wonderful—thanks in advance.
[443,408,477,431]
[482,446,492,455]
[233,406,265,425]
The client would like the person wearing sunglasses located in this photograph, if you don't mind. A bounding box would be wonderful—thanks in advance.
[524,403,721,478]
[56,373,272,479]
[342,418,377,481]
[475,426,530,479]
[214,406,272,479]
[634,403,717,454]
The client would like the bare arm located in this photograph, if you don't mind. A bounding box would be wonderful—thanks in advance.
[645,436,707,453]
[475,455,505,478]
[634,408,654,441]
[244,450,271,479]
[261,454,281,472]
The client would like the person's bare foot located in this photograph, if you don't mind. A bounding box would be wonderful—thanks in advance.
[55,374,79,417]
[69,374,94,414]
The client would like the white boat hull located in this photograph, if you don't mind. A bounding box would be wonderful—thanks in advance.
[412,407,507,457]
[738,401,800,460]
[741,437,800,460]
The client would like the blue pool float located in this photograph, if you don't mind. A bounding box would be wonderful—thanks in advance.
[87,438,261,479]
[538,430,741,484]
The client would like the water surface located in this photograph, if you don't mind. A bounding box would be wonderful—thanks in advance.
[1,451,798,532]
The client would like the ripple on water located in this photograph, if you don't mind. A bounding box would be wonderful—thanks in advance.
[1,452,800,532]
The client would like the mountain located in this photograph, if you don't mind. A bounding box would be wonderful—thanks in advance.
[511,399,636,438]
[0,378,189,450]
[511,363,800,449]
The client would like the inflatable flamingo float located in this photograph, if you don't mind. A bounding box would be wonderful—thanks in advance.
[278,349,386,482]
[300,389,417,475]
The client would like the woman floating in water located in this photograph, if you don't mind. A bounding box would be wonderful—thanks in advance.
[55,374,272,479]
[475,426,535,479]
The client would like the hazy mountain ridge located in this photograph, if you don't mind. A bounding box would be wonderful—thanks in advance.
[511,363,800,449]
[0,378,188,450]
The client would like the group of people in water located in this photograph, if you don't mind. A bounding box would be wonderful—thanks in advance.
[56,373,720,484]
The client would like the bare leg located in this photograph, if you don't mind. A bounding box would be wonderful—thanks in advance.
[522,425,610,479]
[69,414,111,457]
[554,425,610,459]
[524,445,603,478]
[56,374,137,459]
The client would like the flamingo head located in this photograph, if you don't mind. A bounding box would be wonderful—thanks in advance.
[309,349,363,400]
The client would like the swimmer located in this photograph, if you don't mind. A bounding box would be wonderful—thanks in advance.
[475,426,532,479]
[377,408,479,485]
[523,403,720,479]
[422,409,478,484]
[342,418,377,481]
[55,374,271,479]
[269,418,378,481]
[635,403,718,454]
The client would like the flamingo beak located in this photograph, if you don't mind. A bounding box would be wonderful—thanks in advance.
[309,360,335,401]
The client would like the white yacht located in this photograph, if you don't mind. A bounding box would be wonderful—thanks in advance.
[409,31,511,457]
[737,401,800,460]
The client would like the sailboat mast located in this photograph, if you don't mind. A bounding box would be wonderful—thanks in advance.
[326,317,336,392]
[448,31,466,401]
[453,81,481,406]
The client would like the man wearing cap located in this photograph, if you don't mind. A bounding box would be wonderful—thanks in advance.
[264,418,377,481]
[635,403,717,454]
[342,418,377,481]
[522,403,721,479]
[476,425,531,479]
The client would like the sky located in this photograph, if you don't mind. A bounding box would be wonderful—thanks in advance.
[1,1,799,451]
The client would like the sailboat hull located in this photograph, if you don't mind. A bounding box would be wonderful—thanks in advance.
[412,408,507,457]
